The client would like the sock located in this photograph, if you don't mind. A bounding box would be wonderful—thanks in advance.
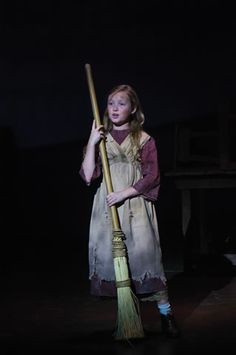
[157,302,172,316]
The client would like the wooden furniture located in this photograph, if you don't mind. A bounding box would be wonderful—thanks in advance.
[165,115,236,256]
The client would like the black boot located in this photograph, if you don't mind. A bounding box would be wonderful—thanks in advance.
[160,313,180,338]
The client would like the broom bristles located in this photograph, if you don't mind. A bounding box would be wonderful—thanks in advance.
[113,256,144,340]
[115,287,144,340]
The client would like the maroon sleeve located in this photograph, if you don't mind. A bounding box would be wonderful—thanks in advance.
[133,137,160,201]
[79,154,102,185]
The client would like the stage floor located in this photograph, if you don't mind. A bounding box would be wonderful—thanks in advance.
[1,253,236,355]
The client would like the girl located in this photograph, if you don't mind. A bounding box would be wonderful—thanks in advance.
[80,84,179,338]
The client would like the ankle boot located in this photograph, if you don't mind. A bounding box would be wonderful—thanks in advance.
[160,313,180,338]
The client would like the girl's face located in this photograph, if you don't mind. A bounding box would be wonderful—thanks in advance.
[107,91,133,129]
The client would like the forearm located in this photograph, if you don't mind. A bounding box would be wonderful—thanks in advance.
[122,186,140,199]
[81,143,97,184]
[81,120,104,184]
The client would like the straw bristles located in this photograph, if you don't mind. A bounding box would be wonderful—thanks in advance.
[113,256,145,340]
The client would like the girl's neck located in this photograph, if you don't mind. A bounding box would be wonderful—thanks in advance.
[112,123,130,131]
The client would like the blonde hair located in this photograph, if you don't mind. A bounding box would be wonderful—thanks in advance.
[103,84,145,160]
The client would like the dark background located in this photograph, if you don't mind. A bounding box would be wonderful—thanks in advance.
[1,1,236,275]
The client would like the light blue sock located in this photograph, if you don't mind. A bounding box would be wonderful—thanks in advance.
[157,302,172,316]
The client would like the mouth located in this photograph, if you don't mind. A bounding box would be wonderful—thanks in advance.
[112,114,119,119]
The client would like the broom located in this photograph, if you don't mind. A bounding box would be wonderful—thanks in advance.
[85,63,144,340]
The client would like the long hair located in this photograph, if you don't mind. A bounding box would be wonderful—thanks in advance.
[103,85,145,160]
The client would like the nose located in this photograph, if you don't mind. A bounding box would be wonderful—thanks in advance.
[112,103,118,111]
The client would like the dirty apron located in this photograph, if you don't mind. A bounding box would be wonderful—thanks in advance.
[89,132,167,296]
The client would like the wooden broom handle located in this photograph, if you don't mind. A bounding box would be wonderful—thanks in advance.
[85,63,120,230]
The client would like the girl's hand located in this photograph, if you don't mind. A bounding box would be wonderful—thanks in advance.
[106,191,126,207]
[88,120,105,146]
[106,187,139,207]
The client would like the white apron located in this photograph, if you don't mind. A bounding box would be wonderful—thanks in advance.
[89,133,166,294]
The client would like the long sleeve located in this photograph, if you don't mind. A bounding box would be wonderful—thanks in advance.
[79,151,102,185]
[133,137,160,201]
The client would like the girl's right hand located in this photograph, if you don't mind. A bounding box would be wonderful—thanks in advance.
[88,120,105,146]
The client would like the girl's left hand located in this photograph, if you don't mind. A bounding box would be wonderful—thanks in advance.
[106,191,126,207]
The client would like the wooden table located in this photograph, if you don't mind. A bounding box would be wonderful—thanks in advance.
[165,169,236,254]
